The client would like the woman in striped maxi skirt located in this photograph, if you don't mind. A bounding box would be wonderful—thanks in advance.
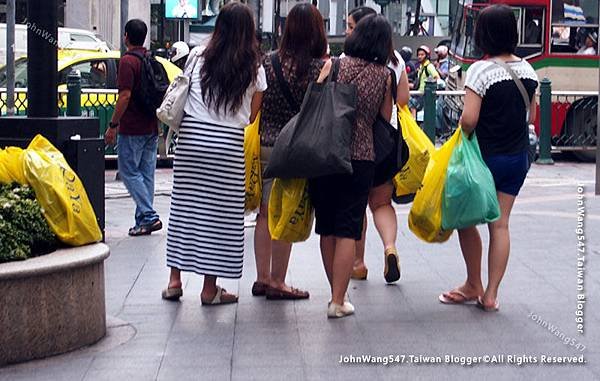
[161,2,267,305]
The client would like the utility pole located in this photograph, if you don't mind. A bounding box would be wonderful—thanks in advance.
[6,0,15,116]
[121,0,129,55]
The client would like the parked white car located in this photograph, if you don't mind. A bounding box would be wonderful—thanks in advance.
[0,24,112,65]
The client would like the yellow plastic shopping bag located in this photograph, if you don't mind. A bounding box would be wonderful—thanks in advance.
[244,113,262,212]
[268,178,314,243]
[408,128,461,243]
[22,135,102,246]
[0,147,28,185]
[393,105,435,196]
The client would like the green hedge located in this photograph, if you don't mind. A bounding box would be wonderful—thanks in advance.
[0,183,57,263]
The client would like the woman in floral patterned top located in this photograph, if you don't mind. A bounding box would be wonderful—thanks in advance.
[252,3,327,300]
[310,15,394,318]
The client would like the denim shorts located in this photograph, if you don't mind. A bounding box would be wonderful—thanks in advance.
[483,151,529,196]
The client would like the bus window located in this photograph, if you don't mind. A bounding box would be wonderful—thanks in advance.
[516,7,544,58]
[550,0,599,54]
[523,8,543,45]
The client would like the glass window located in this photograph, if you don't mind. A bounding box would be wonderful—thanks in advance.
[70,34,97,43]
[0,57,28,88]
[522,8,544,45]
[59,60,108,89]
[552,0,599,25]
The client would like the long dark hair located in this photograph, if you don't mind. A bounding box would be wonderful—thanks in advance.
[278,3,327,79]
[200,2,260,114]
[345,14,393,65]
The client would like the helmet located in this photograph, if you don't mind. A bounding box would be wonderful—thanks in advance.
[434,45,448,56]
[417,45,431,56]
[399,46,412,62]
[170,41,190,63]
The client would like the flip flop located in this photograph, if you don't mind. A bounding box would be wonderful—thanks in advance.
[201,286,238,306]
[476,296,500,312]
[438,289,479,305]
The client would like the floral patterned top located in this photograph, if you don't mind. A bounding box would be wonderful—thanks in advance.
[337,56,390,161]
[259,53,324,147]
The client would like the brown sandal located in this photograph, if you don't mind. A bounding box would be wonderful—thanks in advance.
[252,281,269,296]
[265,286,309,300]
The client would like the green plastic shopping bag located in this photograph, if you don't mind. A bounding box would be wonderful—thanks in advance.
[441,129,500,230]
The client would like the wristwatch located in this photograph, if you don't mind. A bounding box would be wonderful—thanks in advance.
[109,122,119,129]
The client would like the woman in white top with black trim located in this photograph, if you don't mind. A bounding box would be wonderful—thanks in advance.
[439,4,539,312]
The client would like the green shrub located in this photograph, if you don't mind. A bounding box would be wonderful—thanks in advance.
[0,183,57,263]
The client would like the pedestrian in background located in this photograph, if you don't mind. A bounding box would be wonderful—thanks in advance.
[434,45,449,79]
[408,45,439,117]
[252,3,327,300]
[345,7,410,284]
[169,41,190,70]
[310,14,393,318]
[104,19,162,237]
[162,2,266,305]
[439,4,538,311]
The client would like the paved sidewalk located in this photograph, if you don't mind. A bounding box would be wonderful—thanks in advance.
[1,161,599,380]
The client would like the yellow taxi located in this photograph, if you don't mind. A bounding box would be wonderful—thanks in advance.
[0,49,181,156]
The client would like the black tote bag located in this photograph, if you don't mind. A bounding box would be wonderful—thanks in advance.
[372,68,409,186]
[264,59,357,179]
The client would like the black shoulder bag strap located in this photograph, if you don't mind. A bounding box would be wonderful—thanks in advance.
[270,52,299,112]
[491,59,531,121]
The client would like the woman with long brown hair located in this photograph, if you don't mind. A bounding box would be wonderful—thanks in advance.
[252,3,327,300]
[161,2,267,305]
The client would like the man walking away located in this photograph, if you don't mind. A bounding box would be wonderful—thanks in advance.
[105,19,162,236]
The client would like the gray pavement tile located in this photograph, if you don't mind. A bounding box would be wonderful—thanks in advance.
[232,351,304,368]
[380,366,533,381]
[87,354,162,371]
[306,365,384,381]
[83,367,159,381]
[356,322,434,347]
[231,366,305,381]
[0,356,93,381]
[157,366,230,381]
[234,301,298,324]
[161,352,232,369]
[527,365,598,380]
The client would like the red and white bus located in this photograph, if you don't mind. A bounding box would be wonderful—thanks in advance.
[445,0,599,160]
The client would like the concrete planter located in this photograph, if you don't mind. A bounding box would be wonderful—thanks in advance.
[0,243,110,365]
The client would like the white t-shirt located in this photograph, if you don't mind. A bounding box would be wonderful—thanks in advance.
[578,46,597,55]
[184,47,268,128]
[388,50,406,87]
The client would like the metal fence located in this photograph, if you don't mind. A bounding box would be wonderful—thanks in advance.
[1,88,175,158]
[1,87,598,160]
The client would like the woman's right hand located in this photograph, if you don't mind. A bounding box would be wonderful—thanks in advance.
[316,59,333,83]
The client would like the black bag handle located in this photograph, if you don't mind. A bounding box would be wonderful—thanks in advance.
[270,52,299,112]
[327,58,341,83]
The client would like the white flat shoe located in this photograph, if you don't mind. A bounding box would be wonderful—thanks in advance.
[327,302,355,319]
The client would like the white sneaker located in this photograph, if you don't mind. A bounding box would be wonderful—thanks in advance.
[327,302,355,319]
